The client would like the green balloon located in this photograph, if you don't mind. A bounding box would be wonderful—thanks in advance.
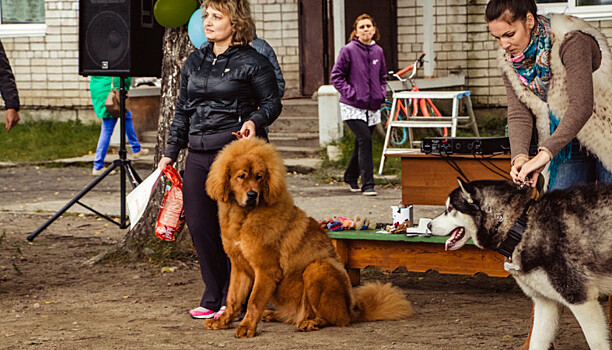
[154,0,198,28]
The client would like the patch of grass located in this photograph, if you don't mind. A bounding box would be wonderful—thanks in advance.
[0,120,100,162]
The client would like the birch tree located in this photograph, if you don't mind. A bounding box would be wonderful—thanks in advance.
[121,26,194,256]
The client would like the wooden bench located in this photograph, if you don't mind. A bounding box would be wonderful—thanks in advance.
[328,230,508,286]
[328,229,612,338]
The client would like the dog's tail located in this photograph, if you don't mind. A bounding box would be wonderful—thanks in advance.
[351,281,413,322]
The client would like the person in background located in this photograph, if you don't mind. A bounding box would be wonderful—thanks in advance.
[252,33,285,98]
[89,76,148,176]
[486,0,612,190]
[0,40,20,132]
[330,13,387,196]
[157,0,281,320]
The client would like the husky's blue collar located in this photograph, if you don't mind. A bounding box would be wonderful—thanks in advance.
[497,200,535,259]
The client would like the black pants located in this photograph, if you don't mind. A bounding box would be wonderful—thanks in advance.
[183,150,230,311]
[344,119,375,190]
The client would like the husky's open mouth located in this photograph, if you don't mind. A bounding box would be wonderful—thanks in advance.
[445,227,465,251]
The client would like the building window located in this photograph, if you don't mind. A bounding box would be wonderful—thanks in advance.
[538,0,612,20]
[0,0,46,37]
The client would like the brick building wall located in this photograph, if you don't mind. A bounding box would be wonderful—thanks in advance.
[1,0,93,121]
[396,0,612,107]
[2,0,612,121]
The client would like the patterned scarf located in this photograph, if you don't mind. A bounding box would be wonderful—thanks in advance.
[509,16,571,190]
[510,15,552,101]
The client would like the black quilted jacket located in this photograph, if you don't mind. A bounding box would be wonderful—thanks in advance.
[165,43,281,160]
[0,40,19,111]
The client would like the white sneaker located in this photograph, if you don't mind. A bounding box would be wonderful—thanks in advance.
[133,148,150,158]
[91,167,116,176]
[91,168,105,176]
[362,189,377,196]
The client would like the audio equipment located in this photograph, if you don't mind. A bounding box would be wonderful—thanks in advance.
[78,0,164,77]
[421,137,512,155]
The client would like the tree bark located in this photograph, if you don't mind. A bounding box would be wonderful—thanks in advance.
[121,26,194,255]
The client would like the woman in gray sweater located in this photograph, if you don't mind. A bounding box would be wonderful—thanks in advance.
[486,0,612,190]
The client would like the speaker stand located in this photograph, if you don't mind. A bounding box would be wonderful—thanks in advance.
[27,77,142,241]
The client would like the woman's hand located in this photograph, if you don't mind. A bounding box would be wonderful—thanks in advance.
[510,156,529,184]
[239,120,256,140]
[158,156,174,170]
[514,151,551,187]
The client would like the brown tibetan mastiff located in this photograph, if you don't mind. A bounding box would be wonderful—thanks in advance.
[204,138,412,338]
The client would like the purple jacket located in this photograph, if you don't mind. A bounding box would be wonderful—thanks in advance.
[330,38,387,111]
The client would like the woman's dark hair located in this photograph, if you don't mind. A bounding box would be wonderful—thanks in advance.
[485,0,538,23]
[348,13,380,42]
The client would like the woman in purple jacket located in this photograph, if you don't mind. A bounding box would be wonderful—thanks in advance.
[331,13,387,196]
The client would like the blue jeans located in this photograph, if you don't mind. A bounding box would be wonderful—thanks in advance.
[549,147,612,191]
[93,111,141,170]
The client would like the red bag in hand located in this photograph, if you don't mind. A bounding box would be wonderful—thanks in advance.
[155,165,185,241]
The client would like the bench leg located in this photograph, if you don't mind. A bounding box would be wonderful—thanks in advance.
[331,239,360,286]
[347,268,360,287]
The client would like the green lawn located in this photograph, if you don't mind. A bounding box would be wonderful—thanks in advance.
[0,120,100,162]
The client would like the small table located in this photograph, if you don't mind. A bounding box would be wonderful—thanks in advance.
[394,149,511,205]
[328,230,508,286]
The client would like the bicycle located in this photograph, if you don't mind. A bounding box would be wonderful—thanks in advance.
[378,53,446,146]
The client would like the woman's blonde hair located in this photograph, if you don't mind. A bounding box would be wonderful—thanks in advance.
[203,0,255,45]
[348,13,379,42]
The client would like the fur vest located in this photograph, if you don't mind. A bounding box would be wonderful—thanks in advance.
[498,14,612,173]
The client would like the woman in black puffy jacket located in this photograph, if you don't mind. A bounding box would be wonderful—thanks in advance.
[158,0,281,320]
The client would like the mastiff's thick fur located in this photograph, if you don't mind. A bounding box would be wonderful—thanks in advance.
[429,179,612,350]
[204,138,412,338]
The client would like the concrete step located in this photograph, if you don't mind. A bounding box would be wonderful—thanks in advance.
[269,116,318,133]
[140,130,158,144]
[269,132,319,148]
[281,98,318,116]
[275,145,321,159]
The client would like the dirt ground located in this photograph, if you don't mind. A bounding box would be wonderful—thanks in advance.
[0,166,601,349]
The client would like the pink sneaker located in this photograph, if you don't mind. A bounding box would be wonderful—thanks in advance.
[189,307,215,319]
[214,306,226,319]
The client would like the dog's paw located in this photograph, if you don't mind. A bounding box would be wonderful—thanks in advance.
[297,319,321,332]
[204,318,231,330]
[261,310,278,322]
[235,323,257,338]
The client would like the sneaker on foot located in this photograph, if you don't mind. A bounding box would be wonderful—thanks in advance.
[133,148,150,158]
[91,167,116,176]
[214,306,226,319]
[362,188,377,196]
[189,306,216,319]
[348,182,360,193]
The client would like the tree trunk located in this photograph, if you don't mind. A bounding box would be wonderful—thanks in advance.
[121,26,194,255]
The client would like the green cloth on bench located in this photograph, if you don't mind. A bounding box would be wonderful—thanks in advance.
[327,229,473,244]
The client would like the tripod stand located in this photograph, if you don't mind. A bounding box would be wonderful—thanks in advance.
[27,77,142,241]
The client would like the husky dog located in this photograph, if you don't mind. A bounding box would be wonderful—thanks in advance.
[429,179,612,350]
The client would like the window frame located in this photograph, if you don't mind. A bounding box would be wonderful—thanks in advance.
[0,0,47,38]
[0,23,46,38]
[538,1,612,21]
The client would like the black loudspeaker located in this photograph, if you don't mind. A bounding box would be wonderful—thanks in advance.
[78,0,164,77]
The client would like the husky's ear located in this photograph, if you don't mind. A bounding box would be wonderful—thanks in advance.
[457,177,474,204]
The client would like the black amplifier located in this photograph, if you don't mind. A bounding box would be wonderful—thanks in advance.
[421,137,511,155]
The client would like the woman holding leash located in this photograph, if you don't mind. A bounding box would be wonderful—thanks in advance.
[157,0,281,319]
[330,13,387,196]
[486,0,612,190]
